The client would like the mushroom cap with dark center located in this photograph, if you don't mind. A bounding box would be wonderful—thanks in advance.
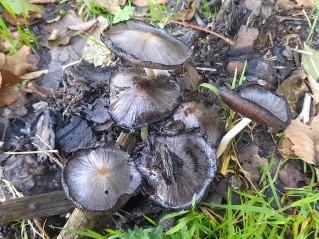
[109,67,181,128]
[62,147,142,213]
[101,19,193,70]
[219,84,291,130]
[135,134,217,209]
[173,101,226,145]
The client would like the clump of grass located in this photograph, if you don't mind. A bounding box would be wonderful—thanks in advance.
[67,158,319,239]
[0,2,39,54]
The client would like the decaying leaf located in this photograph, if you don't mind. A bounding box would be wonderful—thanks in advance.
[279,117,319,166]
[0,53,32,76]
[277,74,309,113]
[93,0,126,15]
[30,0,59,3]
[307,76,319,105]
[276,0,315,10]
[43,10,96,48]
[132,0,169,7]
[0,70,25,106]
[301,44,319,81]
[81,16,113,67]
[173,0,199,21]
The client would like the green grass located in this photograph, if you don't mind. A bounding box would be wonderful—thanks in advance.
[67,159,319,239]
[0,2,39,54]
[306,0,319,42]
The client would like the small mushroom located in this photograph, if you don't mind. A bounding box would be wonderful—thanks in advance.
[135,133,217,209]
[173,100,225,145]
[100,19,193,71]
[216,84,291,158]
[109,67,181,128]
[62,146,142,213]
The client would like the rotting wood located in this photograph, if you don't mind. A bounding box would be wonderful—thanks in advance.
[0,190,74,224]
[116,132,138,152]
[57,208,112,239]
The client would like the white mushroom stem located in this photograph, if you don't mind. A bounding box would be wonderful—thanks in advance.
[140,126,149,141]
[144,68,170,77]
[144,68,155,77]
[298,92,312,124]
[216,118,252,158]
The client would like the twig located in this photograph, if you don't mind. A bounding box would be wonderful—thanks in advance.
[3,150,59,155]
[196,67,217,72]
[171,21,234,46]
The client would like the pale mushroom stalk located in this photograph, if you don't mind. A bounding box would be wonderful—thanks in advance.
[216,118,252,158]
[298,92,312,124]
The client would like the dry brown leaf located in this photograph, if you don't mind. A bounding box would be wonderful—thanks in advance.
[0,53,32,76]
[27,82,63,98]
[132,0,168,7]
[173,0,199,21]
[17,45,32,62]
[307,75,319,105]
[281,117,319,166]
[68,19,98,31]
[0,70,25,106]
[94,0,126,15]
[20,69,48,80]
[276,0,315,10]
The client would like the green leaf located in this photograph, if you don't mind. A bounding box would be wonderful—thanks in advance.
[301,43,319,81]
[2,0,43,17]
[142,214,158,226]
[113,5,135,24]
[198,83,220,96]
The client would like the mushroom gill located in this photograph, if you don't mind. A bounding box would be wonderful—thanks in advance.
[135,133,217,209]
[62,146,142,213]
[109,67,181,128]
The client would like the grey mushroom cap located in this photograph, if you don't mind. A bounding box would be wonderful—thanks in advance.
[101,19,193,70]
[109,67,181,128]
[62,147,142,213]
[220,84,291,130]
[135,134,217,209]
[173,100,226,146]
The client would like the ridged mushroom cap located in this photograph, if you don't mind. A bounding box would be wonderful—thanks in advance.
[101,19,193,70]
[219,84,291,130]
[109,67,181,128]
[135,134,217,209]
[173,101,225,145]
[62,147,142,213]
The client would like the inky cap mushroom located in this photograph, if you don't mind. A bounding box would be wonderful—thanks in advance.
[173,100,225,145]
[62,147,142,213]
[101,19,193,70]
[219,84,291,130]
[109,67,181,128]
[135,134,217,209]
[216,84,291,158]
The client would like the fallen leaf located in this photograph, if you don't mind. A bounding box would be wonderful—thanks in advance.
[68,19,98,31]
[276,0,315,10]
[307,75,319,105]
[280,117,319,166]
[17,45,32,62]
[43,10,83,48]
[2,9,42,25]
[0,70,25,106]
[0,53,32,76]
[132,0,168,7]
[301,44,319,81]
[81,16,113,67]
[173,0,199,21]
[277,74,309,113]
[93,0,126,15]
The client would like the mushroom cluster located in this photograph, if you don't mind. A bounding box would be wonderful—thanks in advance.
[101,19,194,128]
[62,19,292,214]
